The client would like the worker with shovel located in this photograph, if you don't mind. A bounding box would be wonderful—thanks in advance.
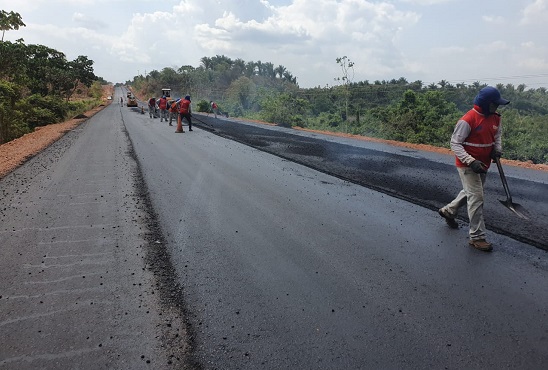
[438,86,510,252]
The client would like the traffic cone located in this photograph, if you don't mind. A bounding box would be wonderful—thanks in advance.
[175,114,184,133]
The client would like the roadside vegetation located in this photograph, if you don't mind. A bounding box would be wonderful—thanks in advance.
[0,10,108,145]
[129,56,548,164]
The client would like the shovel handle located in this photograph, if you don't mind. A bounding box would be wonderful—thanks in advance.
[494,157,513,203]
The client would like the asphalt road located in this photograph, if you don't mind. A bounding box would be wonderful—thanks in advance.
[1,87,547,369]
[121,89,548,369]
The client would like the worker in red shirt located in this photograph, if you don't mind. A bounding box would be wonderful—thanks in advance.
[158,95,168,122]
[175,95,192,133]
[148,97,157,118]
[210,100,219,118]
[438,86,510,252]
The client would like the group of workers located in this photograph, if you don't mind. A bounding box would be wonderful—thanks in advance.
[147,95,197,132]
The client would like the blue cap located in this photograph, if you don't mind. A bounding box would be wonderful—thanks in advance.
[474,86,510,106]
[184,95,191,101]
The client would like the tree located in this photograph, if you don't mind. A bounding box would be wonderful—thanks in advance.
[275,65,286,79]
[0,10,25,42]
[335,56,355,130]
[200,56,212,70]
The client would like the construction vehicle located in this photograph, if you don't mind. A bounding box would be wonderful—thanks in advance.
[161,88,171,98]
[127,95,138,107]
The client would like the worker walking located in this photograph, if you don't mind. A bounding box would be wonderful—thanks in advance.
[148,97,157,118]
[158,95,168,122]
[210,101,219,118]
[438,86,510,252]
[175,95,192,133]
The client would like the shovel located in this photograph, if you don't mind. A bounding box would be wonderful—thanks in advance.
[494,157,529,219]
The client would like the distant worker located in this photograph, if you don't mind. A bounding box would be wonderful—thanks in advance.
[168,99,179,126]
[210,100,219,118]
[120,97,123,105]
[438,86,510,252]
[158,95,168,122]
[175,95,192,133]
[148,97,157,118]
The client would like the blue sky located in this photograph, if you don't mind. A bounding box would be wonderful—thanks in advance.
[2,0,548,89]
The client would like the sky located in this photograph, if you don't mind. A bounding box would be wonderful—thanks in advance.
[2,0,548,89]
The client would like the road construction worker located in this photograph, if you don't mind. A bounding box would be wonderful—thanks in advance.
[120,97,123,105]
[175,95,192,133]
[210,100,219,118]
[168,99,179,126]
[148,97,157,118]
[158,95,168,122]
[438,86,510,252]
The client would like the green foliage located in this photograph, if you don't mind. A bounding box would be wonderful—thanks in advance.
[0,79,27,142]
[88,81,103,99]
[258,91,309,127]
[500,110,548,163]
[196,100,210,113]
[17,94,68,128]
[0,32,100,143]
[0,10,25,41]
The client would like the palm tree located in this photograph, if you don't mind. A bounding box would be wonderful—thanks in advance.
[263,62,275,78]
[200,57,212,70]
[438,80,448,89]
[275,65,286,79]
[245,61,255,77]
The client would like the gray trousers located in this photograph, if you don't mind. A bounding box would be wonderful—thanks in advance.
[169,111,177,124]
[149,105,157,118]
[442,167,488,240]
[159,109,168,121]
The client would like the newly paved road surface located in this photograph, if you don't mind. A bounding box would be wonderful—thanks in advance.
[1,87,547,369]
[122,89,547,368]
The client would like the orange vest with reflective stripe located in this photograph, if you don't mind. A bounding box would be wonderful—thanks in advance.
[456,108,500,168]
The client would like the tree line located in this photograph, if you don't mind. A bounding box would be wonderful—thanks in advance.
[130,55,548,164]
[0,11,102,144]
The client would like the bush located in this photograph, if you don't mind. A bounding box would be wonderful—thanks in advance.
[16,95,67,129]
[196,100,210,113]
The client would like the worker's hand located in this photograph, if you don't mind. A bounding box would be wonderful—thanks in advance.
[490,149,502,161]
[470,160,488,174]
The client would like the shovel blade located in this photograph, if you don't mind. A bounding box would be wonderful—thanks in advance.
[499,199,529,220]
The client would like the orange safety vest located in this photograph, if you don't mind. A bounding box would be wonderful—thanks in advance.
[455,108,501,169]
[158,97,168,109]
[169,102,178,113]
[178,99,191,114]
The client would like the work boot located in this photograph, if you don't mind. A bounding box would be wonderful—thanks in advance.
[438,208,459,229]
[469,239,493,252]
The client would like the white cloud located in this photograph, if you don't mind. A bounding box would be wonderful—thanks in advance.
[72,12,108,30]
[482,15,505,24]
[400,0,454,5]
[519,57,548,70]
[520,0,548,25]
[2,0,547,88]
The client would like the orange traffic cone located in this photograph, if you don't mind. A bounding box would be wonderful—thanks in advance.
[175,114,184,133]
